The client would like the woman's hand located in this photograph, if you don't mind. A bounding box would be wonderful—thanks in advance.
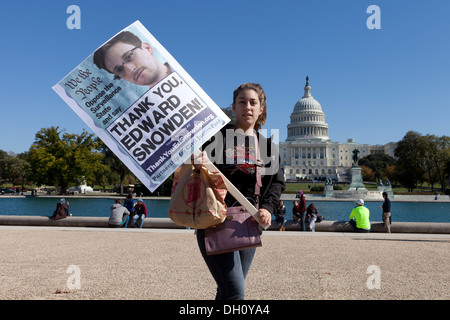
[257,208,272,226]
[192,150,209,171]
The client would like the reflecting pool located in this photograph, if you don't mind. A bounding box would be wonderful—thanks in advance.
[0,197,449,223]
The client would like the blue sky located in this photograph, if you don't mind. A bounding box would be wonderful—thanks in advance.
[1,0,449,154]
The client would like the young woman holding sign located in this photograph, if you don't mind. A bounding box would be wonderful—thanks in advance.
[196,83,285,300]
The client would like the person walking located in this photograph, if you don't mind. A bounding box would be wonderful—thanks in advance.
[380,192,391,233]
[298,190,307,231]
[195,83,285,300]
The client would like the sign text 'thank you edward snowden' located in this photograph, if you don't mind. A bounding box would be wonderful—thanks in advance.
[53,21,229,192]
[107,72,224,180]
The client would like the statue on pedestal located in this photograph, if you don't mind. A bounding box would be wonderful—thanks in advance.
[352,149,360,166]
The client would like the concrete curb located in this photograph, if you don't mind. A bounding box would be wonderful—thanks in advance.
[284,220,450,234]
[0,215,175,229]
[0,215,449,234]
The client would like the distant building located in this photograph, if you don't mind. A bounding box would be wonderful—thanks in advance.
[280,77,397,182]
[68,181,94,194]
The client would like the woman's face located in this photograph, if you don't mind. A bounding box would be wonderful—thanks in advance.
[232,89,263,132]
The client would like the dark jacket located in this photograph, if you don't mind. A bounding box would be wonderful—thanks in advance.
[382,197,391,212]
[307,206,318,219]
[275,205,286,218]
[135,203,147,218]
[293,204,301,220]
[52,203,69,220]
[298,195,306,213]
[202,124,286,215]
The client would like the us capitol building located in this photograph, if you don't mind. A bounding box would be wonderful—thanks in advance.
[280,77,397,182]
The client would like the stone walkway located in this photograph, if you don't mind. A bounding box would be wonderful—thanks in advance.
[0,226,448,300]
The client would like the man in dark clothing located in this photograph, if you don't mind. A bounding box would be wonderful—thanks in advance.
[298,190,307,231]
[380,192,391,233]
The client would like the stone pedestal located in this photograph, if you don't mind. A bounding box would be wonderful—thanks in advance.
[347,166,367,192]
[324,183,334,198]
[378,185,394,198]
[323,166,386,199]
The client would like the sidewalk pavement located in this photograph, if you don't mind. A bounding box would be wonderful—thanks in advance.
[0,226,448,300]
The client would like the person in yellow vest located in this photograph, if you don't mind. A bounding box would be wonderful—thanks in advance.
[349,199,371,232]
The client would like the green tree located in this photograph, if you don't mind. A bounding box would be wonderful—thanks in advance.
[28,126,104,194]
[446,157,450,194]
[93,161,118,192]
[360,165,375,182]
[0,150,12,182]
[221,106,235,125]
[394,132,450,193]
[0,151,31,188]
[8,156,30,190]
[422,134,439,191]
[358,153,397,180]
[384,165,398,184]
[96,139,134,194]
[394,131,426,192]
[423,134,450,193]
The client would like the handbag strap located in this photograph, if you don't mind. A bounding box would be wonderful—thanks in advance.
[254,134,262,199]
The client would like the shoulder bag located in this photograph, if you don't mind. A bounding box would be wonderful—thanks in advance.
[204,135,263,255]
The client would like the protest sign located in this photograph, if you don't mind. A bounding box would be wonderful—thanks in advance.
[53,21,230,192]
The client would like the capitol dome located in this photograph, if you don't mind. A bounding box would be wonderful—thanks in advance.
[287,76,329,141]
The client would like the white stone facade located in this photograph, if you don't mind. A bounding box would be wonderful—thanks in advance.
[280,77,396,182]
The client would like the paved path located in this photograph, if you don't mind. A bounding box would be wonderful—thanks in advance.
[0,226,448,300]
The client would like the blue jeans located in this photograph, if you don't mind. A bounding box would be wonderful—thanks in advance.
[108,215,129,228]
[275,216,285,227]
[300,212,306,231]
[196,229,256,300]
[132,214,145,228]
